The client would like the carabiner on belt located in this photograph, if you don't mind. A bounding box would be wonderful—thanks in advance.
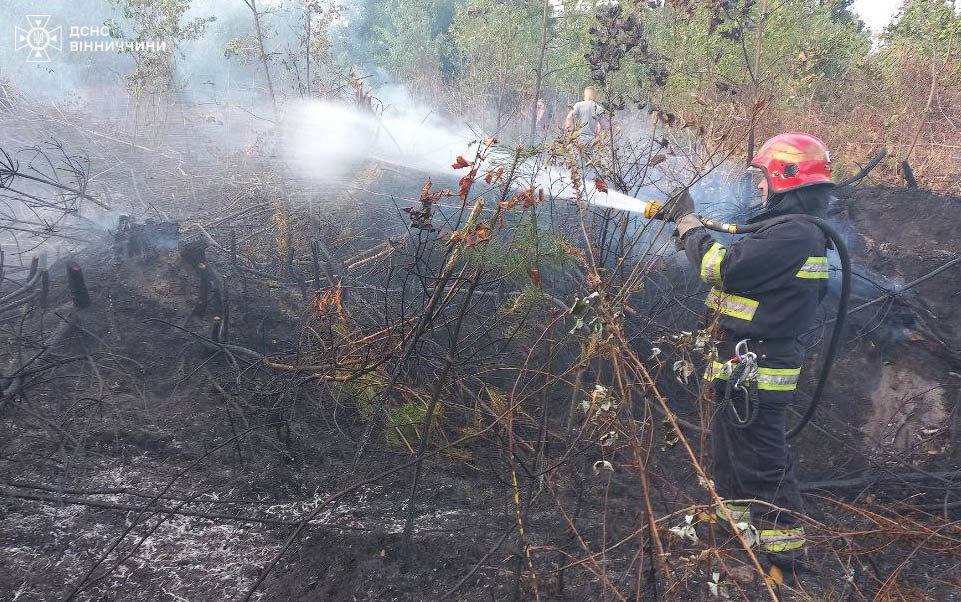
[724,339,759,428]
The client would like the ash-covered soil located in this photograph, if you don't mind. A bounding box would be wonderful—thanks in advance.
[1,181,960,602]
[0,220,510,600]
[794,187,961,474]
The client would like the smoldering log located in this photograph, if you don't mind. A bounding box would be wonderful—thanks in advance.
[182,238,225,319]
[126,220,181,258]
[65,261,91,309]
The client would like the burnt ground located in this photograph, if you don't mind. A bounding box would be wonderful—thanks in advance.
[796,187,961,474]
[1,175,961,599]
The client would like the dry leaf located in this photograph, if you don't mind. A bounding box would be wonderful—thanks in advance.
[458,168,478,200]
[452,155,473,169]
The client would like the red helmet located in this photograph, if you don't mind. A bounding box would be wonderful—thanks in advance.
[751,132,833,194]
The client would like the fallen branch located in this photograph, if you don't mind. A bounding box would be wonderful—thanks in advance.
[836,147,889,188]
[800,470,961,492]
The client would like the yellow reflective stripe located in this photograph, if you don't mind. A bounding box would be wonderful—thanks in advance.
[797,256,829,279]
[756,367,801,391]
[715,503,751,522]
[757,368,802,376]
[705,288,758,321]
[757,382,797,391]
[705,363,801,391]
[760,527,806,552]
[704,360,731,381]
[700,242,727,287]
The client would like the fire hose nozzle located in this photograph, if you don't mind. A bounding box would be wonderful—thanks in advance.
[643,200,663,220]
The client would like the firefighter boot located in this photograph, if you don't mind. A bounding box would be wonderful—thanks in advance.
[766,546,808,588]
[760,524,806,587]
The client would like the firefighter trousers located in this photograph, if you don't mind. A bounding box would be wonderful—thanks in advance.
[711,383,806,564]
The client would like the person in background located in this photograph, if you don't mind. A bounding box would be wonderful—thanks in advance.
[565,86,603,143]
[535,98,549,133]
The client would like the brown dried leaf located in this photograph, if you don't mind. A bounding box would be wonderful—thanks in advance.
[458,167,478,201]
[452,155,473,169]
[465,222,492,247]
[527,267,543,288]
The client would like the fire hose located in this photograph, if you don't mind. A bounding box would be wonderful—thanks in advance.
[592,149,882,434]
[636,201,852,438]
[700,214,851,438]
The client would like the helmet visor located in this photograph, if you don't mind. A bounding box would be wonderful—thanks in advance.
[746,166,769,209]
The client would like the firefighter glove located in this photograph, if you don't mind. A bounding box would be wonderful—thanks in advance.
[655,187,695,222]
[654,188,701,239]
[675,214,703,239]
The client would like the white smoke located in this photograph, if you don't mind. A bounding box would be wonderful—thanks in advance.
[283,93,675,218]
[282,97,477,184]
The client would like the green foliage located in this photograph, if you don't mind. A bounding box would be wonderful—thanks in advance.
[640,1,871,115]
[884,0,961,50]
[301,0,347,95]
[224,1,345,99]
[363,0,457,84]
[385,400,431,449]
[106,0,215,100]
[337,0,959,188]
[337,372,386,420]
[448,0,544,116]
[501,284,549,317]
[880,0,961,88]
[458,211,575,282]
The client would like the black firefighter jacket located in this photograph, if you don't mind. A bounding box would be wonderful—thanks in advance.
[681,215,829,387]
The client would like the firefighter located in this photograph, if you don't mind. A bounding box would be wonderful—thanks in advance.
[658,132,835,585]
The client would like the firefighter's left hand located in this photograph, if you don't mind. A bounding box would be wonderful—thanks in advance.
[655,187,695,222]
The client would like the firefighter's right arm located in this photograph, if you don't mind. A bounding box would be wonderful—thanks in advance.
[681,224,808,293]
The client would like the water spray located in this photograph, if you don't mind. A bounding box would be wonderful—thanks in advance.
[583,188,666,219]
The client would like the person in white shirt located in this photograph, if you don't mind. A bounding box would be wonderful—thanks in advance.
[565,86,603,142]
